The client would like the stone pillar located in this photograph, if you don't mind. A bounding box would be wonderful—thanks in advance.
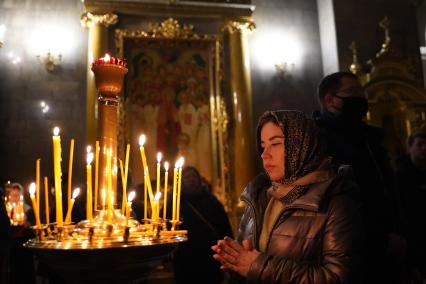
[224,21,256,206]
[81,12,118,145]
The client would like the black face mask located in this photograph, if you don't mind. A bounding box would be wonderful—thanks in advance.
[334,95,369,122]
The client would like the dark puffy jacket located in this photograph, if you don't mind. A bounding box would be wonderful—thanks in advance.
[237,166,363,284]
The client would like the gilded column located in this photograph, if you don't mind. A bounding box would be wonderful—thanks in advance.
[223,21,256,206]
[81,12,118,145]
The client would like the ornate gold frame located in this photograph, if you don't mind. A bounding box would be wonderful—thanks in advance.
[115,19,232,209]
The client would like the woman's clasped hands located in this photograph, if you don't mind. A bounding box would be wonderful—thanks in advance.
[211,236,260,277]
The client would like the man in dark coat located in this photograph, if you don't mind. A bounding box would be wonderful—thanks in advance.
[313,71,404,282]
[396,131,426,281]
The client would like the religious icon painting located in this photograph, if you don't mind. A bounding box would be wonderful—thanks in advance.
[115,19,229,201]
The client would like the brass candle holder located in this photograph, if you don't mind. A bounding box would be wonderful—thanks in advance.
[24,54,187,284]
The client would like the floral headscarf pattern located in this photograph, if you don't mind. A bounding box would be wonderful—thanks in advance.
[256,110,327,184]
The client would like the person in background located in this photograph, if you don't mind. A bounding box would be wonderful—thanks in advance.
[4,182,35,284]
[172,166,233,284]
[313,71,405,283]
[396,131,426,282]
[213,110,363,283]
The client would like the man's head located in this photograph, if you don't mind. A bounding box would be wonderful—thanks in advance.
[407,132,426,168]
[318,72,368,121]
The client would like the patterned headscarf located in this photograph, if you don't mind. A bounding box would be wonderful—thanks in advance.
[256,110,327,184]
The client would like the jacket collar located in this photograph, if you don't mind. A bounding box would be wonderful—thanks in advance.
[288,177,334,211]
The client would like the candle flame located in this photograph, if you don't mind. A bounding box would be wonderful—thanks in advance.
[154,192,162,202]
[127,191,136,202]
[29,182,36,196]
[157,152,162,163]
[164,161,169,171]
[87,152,94,164]
[20,195,23,201]
[87,145,92,153]
[72,187,80,199]
[139,134,146,147]
[175,157,185,168]
[53,127,60,136]
[103,53,110,62]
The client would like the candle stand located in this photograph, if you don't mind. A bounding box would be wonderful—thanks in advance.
[24,56,187,284]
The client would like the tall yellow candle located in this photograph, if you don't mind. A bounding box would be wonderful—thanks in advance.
[163,162,169,219]
[65,188,80,224]
[138,135,154,206]
[176,157,184,221]
[44,176,50,225]
[144,171,147,220]
[156,152,162,195]
[29,183,41,228]
[119,159,126,214]
[107,148,113,223]
[52,127,63,227]
[67,139,74,213]
[125,191,135,227]
[94,141,99,211]
[153,192,162,220]
[36,159,40,219]
[122,144,130,212]
[86,151,94,222]
[172,162,178,221]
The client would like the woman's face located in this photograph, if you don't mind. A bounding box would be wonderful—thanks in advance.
[260,122,285,181]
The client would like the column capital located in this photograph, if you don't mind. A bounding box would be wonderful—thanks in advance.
[81,12,118,29]
[222,20,256,34]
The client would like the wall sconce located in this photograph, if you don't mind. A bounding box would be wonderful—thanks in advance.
[29,25,74,72]
[275,62,295,77]
[251,30,302,77]
[37,51,62,72]
[0,24,6,48]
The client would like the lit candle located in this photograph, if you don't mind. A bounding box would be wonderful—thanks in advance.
[52,127,63,227]
[103,53,111,63]
[138,135,154,206]
[107,148,113,223]
[94,141,99,211]
[125,191,136,227]
[121,144,130,214]
[29,183,42,228]
[163,162,169,220]
[153,192,162,220]
[144,170,147,220]
[67,139,74,214]
[86,149,94,222]
[44,176,50,225]
[172,161,178,221]
[65,188,80,224]
[156,152,162,195]
[124,144,130,209]
[176,157,184,221]
[119,159,126,214]
[36,159,40,220]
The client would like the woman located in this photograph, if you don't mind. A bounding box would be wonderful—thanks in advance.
[212,110,363,283]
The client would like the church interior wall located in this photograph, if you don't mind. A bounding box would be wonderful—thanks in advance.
[0,0,425,188]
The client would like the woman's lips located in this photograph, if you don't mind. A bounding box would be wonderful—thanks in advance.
[264,165,275,172]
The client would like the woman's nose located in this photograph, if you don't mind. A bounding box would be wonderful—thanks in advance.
[261,146,271,159]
